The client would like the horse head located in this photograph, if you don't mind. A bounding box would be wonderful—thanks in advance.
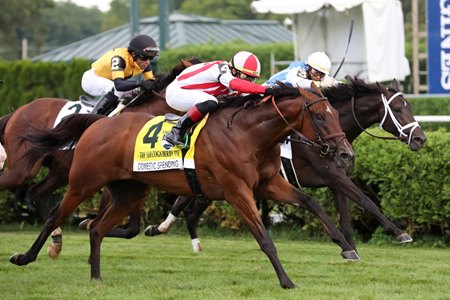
[342,75,426,151]
[375,79,427,151]
[295,84,354,169]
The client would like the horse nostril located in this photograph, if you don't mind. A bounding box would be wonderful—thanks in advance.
[414,136,426,145]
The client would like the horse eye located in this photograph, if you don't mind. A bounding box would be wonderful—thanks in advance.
[315,114,325,121]
[393,107,402,113]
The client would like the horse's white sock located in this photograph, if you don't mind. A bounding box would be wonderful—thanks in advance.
[191,238,202,253]
[157,213,176,232]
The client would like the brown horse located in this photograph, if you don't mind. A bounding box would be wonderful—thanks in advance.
[11,85,356,288]
[0,58,199,222]
[144,76,427,252]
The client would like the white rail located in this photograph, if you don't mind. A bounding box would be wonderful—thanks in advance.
[415,116,450,122]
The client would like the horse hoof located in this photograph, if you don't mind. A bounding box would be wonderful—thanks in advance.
[144,225,162,236]
[10,253,27,266]
[341,250,360,261]
[281,280,297,289]
[9,253,20,265]
[396,233,413,243]
[79,219,93,231]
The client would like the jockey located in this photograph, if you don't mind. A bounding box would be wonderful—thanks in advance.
[81,34,160,115]
[163,51,279,148]
[265,52,340,89]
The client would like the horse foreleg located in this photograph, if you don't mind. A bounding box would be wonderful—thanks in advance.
[332,190,356,250]
[224,184,296,289]
[332,178,412,243]
[183,198,209,252]
[89,181,147,280]
[256,175,359,261]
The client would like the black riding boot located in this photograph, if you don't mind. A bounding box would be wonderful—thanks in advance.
[164,113,197,147]
[91,91,119,115]
[164,100,218,148]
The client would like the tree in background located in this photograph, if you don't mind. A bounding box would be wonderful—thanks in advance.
[40,2,103,53]
[0,0,53,59]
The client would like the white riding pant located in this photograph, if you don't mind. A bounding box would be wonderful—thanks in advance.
[166,79,217,112]
[0,142,6,169]
[81,69,123,98]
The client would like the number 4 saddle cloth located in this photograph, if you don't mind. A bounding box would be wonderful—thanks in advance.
[133,115,208,172]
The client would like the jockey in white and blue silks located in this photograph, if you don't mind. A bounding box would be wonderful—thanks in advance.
[264,52,340,89]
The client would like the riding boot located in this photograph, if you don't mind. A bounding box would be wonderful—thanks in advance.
[164,100,218,147]
[91,91,119,115]
[164,110,200,146]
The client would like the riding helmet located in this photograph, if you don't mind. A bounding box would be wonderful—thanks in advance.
[229,51,261,78]
[128,35,160,59]
[307,52,331,75]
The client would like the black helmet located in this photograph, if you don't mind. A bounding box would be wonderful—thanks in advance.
[128,35,160,59]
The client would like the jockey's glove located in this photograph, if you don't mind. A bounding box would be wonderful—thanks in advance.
[141,80,155,92]
[265,87,281,98]
[320,77,339,88]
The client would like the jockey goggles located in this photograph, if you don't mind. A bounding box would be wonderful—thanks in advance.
[236,71,257,82]
[309,67,326,79]
[139,47,160,61]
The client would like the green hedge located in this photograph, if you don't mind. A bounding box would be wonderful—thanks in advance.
[272,128,450,241]
[0,42,294,114]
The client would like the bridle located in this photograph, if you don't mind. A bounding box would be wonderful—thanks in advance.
[268,95,346,159]
[351,91,421,146]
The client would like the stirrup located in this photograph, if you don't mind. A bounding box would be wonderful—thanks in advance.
[164,113,181,122]
[162,133,190,150]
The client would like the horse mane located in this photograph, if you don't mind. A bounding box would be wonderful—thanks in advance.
[154,57,202,90]
[323,76,389,104]
[219,82,301,109]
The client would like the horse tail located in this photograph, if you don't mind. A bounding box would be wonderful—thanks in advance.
[0,112,14,144]
[25,113,106,158]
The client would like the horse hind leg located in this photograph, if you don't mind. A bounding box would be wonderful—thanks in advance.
[144,195,192,236]
[10,188,85,266]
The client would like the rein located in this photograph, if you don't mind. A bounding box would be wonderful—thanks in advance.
[226,94,345,159]
[269,95,345,158]
[351,92,421,146]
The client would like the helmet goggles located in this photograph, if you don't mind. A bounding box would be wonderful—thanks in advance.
[138,46,160,61]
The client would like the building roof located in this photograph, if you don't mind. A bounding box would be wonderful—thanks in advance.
[32,12,293,62]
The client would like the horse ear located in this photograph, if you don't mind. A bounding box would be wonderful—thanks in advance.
[376,81,388,94]
[310,82,324,96]
[391,78,401,91]
[180,59,188,67]
[344,75,354,83]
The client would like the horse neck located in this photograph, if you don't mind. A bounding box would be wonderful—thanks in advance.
[235,99,303,150]
[336,94,382,143]
[123,93,179,116]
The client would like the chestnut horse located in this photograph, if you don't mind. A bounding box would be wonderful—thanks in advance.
[11,85,356,288]
[0,58,199,222]
[145,76,427,252]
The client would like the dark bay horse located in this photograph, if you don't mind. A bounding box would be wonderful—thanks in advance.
[145,76,427,252]
[0,58,199,222]
[11,85,356,288]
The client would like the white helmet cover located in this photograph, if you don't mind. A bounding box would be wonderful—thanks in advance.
[307,52,331,75]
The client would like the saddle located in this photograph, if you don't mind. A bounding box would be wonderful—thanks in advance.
[78,95,96,108]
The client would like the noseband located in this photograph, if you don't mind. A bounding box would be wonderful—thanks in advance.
[352,92,421,146]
